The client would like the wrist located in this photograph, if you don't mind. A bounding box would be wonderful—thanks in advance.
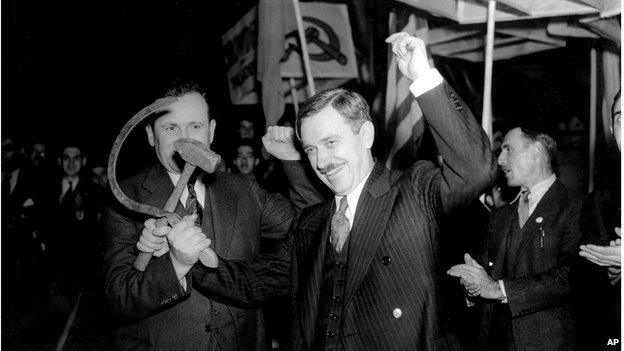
[169,253,193,280]
[282,151,301,161]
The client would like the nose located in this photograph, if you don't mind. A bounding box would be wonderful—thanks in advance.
[316,149,330,170]
[497,152,505,165]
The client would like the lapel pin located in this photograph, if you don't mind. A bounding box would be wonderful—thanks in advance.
[488,262,494,267]
[535,217,543,224]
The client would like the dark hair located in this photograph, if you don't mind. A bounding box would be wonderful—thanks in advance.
[519,127,558,173]
[163,80,207,100]
[232,139,259,159]
[612,89,621,126]
[147,80,208,128]
[295,88,371,139]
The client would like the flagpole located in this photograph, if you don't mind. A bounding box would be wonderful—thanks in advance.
[481,0,496,144]
[292,0,316,97]
[289,77,300,114]
[588,47,597,193]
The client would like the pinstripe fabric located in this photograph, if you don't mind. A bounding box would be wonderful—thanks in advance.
[290,82,496,351]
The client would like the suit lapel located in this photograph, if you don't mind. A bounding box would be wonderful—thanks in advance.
[205,173,237,257]
[510,180,565,270]
[295,201,333,348]
[142,165,175,210]
[345,162,395,305]
[490,206,516,279]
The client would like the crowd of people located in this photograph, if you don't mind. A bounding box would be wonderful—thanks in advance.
[2,33,621,351]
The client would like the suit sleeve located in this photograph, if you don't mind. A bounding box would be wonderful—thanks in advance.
[503,201,582,318]
[281,160,329,213]
[190,178,294,308]
[411,79,497,215]
[102,197,189,322]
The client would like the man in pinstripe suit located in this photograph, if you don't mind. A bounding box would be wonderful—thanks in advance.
[145,33,495,350]
[281,33,494,350]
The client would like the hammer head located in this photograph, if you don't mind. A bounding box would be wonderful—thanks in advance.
[173,138,221,174]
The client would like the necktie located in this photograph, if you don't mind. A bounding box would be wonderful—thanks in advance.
[186,180,203,226]
[330,196,350,253]
[517,190,530,228]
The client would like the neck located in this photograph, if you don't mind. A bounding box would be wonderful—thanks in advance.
[524,169,553,190]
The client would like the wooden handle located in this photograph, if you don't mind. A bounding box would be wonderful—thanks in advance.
[133,217,170,271]
[199,249,219,268]
[133,165,195,271]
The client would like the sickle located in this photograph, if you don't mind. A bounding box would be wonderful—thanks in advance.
[107,97,179,223]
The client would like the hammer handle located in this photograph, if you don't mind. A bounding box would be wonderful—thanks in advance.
[133,164,195,271]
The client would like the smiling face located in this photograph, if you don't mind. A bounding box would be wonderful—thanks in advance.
[497,128,541,189]
[146,92,216,174]
[60,147,85,177]
[301,106,374,196]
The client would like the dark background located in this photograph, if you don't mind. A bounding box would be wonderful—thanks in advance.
[2,0,618,183]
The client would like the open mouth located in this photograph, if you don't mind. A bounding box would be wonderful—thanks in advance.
[322,164,345,177]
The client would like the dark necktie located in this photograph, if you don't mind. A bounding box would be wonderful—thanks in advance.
[518,190,531,228]
[330,196,350,253]
[186,180,203,226]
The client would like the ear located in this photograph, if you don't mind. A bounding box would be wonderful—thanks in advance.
[57,158,62,166]
[81,157,87,167]
[209,119,217,145]
[254,158,259,166]
[145,124,155,147]
[359,121,375,149]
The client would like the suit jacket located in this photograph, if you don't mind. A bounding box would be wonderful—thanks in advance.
[573,187,621,350]
[102,165,293,351]
[476,179,582,351]
[190,82,494,351]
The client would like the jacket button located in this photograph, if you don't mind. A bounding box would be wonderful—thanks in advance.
[381,256,391,265]
[393,308,402,318]
[205,324,212,333]
[336,261,344,268]
[329,312,338,320]
[326,330,335,337]
[332,296,341,303]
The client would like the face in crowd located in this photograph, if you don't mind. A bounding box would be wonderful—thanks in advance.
[233,144,258,175]
[612,92,621,151]
[2,137,20,173]
[238,119,254,140]
[301,106,374,196]
[146,92,216,174]
[60,146,86,177]
[498,127,548,189]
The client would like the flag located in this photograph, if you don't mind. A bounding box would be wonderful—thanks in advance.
[257,0,296,127]
[384,11,429,170]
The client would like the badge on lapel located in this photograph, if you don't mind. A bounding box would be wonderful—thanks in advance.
[536,217,546,248]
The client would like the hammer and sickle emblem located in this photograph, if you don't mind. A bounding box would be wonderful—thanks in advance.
[282,16,348,65]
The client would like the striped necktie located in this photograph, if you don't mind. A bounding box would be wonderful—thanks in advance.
[186,179,202,226]
[330,196,350,253]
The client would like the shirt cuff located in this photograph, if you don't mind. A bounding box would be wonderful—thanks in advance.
[498,280,508,303]
[409,68,444,97]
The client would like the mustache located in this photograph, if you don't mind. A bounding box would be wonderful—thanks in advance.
[319,163,343,175]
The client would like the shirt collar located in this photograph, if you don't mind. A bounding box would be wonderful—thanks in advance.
[334,168,373,216]
[525,173,556,207]
[511,173,556,206]
[166,171,205,207]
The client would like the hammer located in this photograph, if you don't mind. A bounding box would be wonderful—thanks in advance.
[107,98,220,272]
[132,138,221,271]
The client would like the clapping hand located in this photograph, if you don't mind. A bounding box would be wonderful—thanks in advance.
[447,253,505,301]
